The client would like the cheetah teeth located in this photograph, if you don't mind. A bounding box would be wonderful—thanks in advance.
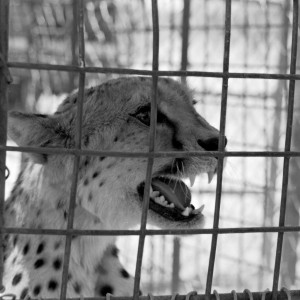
[181,206,193,216]
[151,191,160,197]
[181,204,204,216]
[150,185,204,216]
[150,186,160,198]
[207,171,215,183]
[191,204,205,215]
[153,195,175,208]
[150,187,174,208]
[189,175,196,187]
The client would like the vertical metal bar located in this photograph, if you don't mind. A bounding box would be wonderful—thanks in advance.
[261,0,271,289]
[159,235,166,287]
[170,0,191,291]
[168,1,175,67]
[264,1,290,289]
[237,0,249,287]
[69,0,78,92]
[205,0,231,296]
[202,0,209,114]
[149,237,154,291]
[180,0,190,85]
[272,0,298,297]
[141,0,150,67]
[60,1,86,299]
[203,0,209,71]
[171,237,181,294]
[133,0,159,298]
[0,0,9,293]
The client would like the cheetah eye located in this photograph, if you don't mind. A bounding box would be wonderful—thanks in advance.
[130,105,151,127]
[136,111,151,126]
[192,99,197,106]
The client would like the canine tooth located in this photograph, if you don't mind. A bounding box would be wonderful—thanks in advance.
[192,204,205,214]
[181,206,192,216]
[169,203,175,208]
[181,207,189,216]
[150,185,153,193]
[189,175,196,187]
[207,171,215,184]
[199,204,205,212]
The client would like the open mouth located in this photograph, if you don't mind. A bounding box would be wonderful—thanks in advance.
[137,176,207,222]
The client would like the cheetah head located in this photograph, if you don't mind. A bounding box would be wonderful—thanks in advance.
[8,77,226,230]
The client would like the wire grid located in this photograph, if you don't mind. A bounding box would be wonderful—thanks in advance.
[1,0,300,299]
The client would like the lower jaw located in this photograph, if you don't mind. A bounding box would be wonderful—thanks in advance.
[148,199,197,222]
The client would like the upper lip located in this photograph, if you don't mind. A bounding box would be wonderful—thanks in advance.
[156,158,185,176]
[155,158,216,186]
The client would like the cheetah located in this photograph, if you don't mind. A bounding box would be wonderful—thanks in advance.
[2,77,226,299]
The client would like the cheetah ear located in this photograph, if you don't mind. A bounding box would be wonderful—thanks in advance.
[8,111,64,164]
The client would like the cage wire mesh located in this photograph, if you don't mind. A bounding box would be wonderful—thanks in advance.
[1,0,300,298]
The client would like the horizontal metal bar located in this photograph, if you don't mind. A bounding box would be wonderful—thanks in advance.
[7,61,300,80]
[16,22,290,36]
[10,58,300,75]
[7,0,284,5]
[0,290,299,300]
[2,145,300,158]
[1,226,299,236]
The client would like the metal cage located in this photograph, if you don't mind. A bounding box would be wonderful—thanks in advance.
[1,0,300,300]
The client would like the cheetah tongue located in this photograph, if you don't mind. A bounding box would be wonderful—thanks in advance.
[151,178,191,211]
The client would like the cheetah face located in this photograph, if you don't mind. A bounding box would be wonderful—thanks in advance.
[7,77,226,229]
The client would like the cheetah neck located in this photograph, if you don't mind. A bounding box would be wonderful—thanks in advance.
[3,162,117,298]
[6,163,68,228]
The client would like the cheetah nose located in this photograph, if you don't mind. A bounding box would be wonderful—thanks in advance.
[197,136,227,151]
